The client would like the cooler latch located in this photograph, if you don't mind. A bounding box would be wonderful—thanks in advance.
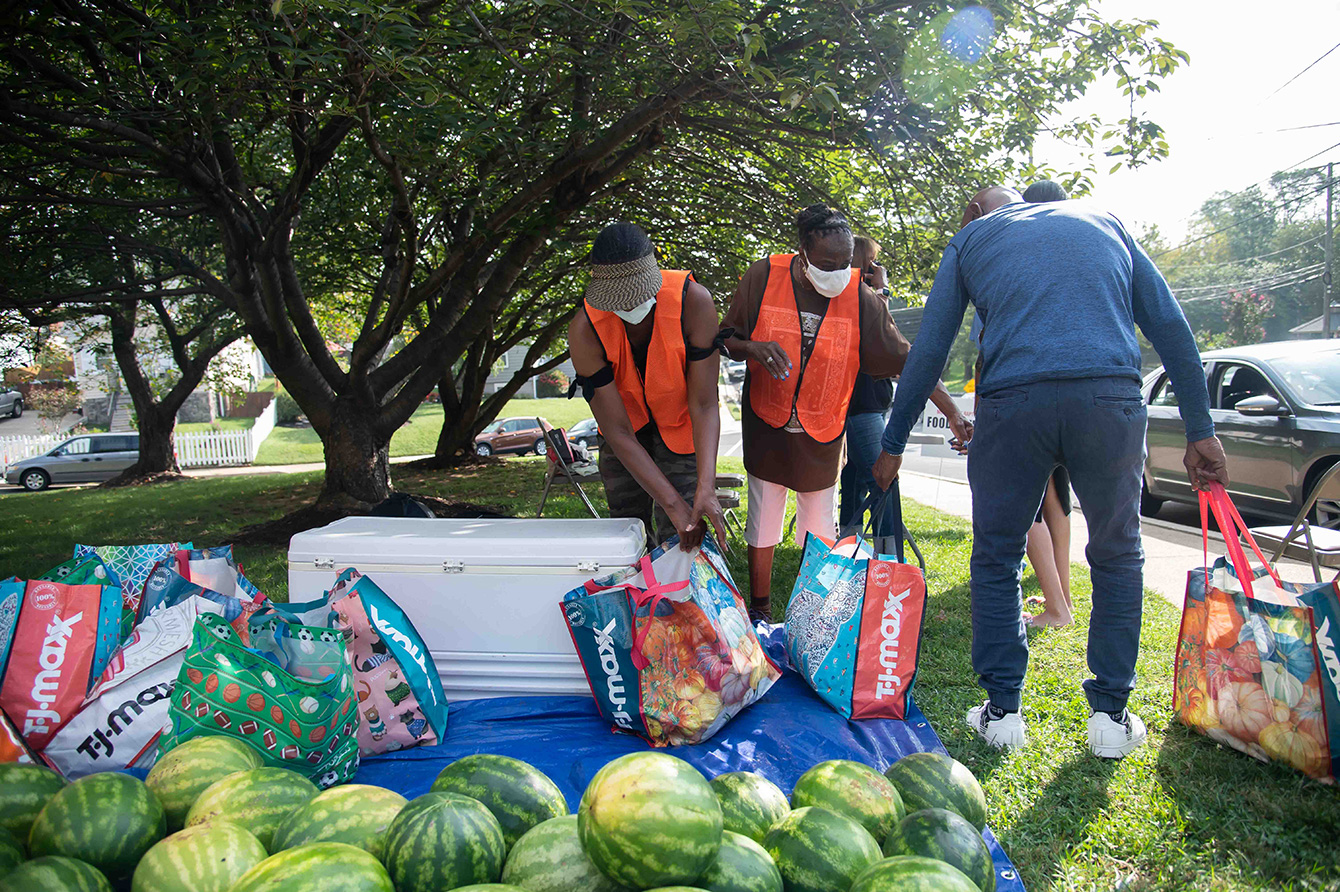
[577,560,600,572]
[314,558,335,570]
[442,560,465,574]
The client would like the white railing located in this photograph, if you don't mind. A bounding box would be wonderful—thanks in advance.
[175,429,252,468]
[0,434,64,476]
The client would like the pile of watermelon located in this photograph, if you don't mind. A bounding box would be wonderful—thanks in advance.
[0,737,997,892]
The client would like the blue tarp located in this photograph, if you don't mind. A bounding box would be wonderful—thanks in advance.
[352,626,1026,892]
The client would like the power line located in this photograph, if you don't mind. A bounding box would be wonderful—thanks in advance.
[1161,236,1321,272]
[1151,180,1331,259]
[1172,264,1325,299]
[1262,40,1340,102]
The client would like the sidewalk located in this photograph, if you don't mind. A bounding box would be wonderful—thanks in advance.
[899,470,1317,609]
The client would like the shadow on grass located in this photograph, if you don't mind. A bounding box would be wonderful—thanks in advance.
[999,754,1120,891]
[1153,720,1340,890]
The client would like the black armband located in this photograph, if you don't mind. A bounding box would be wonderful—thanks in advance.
[687,327,736,362]
[568,364,615,400]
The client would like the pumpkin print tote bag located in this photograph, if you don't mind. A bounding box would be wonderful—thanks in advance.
[1175,485,1335,782]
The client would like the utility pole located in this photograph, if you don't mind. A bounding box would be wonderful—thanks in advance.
[1326,161,1334,337]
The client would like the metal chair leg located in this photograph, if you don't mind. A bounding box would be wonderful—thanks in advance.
[537,469,555,518]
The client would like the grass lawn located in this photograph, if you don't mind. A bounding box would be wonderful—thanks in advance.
[175,417,255,433]
[2,464,1338,890]
[252,398,595,466]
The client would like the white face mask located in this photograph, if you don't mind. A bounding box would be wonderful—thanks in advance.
[613,296,656,324]
[801,252,852,298]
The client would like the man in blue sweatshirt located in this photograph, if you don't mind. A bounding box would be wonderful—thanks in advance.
[873,186,1228,758]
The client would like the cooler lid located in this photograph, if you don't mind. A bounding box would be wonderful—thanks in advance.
[288,517,646,569]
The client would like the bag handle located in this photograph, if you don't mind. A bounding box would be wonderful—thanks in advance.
[582,554,691,671]
[1199,483,1283,599]
[837,490,925,571]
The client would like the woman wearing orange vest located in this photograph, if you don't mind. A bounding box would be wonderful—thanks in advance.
[722,206,972,619]
[569,223,727,550]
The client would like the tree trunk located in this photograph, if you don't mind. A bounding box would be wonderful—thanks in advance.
[316,397,392,509]
[126,403,181,476]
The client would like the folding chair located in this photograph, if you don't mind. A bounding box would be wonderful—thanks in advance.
[536,420,601,519]
[716,473,746,538]
[1250,462,1340,582]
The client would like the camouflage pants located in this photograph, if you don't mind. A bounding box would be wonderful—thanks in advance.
[598,424,698,548]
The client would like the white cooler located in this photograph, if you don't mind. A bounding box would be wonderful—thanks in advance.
[287,517,646,702]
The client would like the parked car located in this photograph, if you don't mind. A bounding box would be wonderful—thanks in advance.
[5,433,140,491]
[567,417,600,451]
[722,359,746,383]
[473,417,552,457]
[1143,340,1340,527]
[0,387,21,418]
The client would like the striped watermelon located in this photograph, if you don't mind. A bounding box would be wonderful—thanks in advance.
[0,763,66,843]
[763,806,881,892]
[129,821,267,892]
[643,888,712,891]
[790,761,904,843]
[0,827,22,877]
[228,842,393,892]
[883,754,988,831]
[270,785,407,860]
[27,772,166,887]
[849,855,980,892]
[500,815,629,892]
[0,856,111,892]
[696,830,782,892]
[883,809,994,892]
[383,792,506,892]
[146,735,264,831]
[579,752,723,889]
[709,773,789,845]
[184,767,318,852]
[454,887,530,891]
[431,754,569,852]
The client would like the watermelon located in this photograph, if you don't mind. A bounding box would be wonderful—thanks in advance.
[763,806,880,892]
[883,809,995,892]
[383,792,506,892]
[696,830,782,892]
[709,773,789,845]
[145,736,263,831]
[0,856,111,892]
[579,752,723,889]
[790,761,904,843]
[0,763,66,843]
[431,754,569,851]
[228,842,393,892]
[0,827,22,878]
[270,785,407,860]
[884,753,988,831]
[27,772,166,887]
[130,821,267,892]
[454,887,530,891]
[500,815,629,892]
[644,888,712,891]
[184,767,318,852]
[849,855,980,892]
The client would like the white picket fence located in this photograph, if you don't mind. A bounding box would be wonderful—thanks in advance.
[0,434,64,475]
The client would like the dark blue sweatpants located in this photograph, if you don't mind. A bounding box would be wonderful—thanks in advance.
[967,376,1147,713]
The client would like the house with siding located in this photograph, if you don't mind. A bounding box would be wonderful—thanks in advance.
[483,344,576,397]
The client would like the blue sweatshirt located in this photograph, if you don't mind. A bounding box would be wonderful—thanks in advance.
[883,201,1214,454]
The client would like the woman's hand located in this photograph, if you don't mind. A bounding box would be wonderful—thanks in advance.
[948,412,974,454]
[691,486,729,552]
[666,497,706,550]
[748,340,791,380]
[864,262,889,291]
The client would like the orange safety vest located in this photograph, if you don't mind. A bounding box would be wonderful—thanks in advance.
[584,270,696,455]
[749,254,861,443]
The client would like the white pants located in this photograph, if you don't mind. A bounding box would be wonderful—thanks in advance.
[745,475,837,548]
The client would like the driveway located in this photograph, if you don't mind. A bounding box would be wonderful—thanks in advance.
[0,411,81,437]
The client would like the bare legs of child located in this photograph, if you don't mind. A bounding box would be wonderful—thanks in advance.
[1025,478,1073,629]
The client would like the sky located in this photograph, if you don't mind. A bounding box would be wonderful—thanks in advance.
[1029,0,1340,241]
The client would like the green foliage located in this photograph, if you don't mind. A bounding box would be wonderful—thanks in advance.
[536,370,570,398]
[275,391,304,424]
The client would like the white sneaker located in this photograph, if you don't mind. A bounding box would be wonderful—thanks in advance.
[965,699,1027,749]
[1088,708,1147,759]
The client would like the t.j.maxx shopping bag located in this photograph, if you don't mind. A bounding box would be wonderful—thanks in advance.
[562,535,780,747]
[1174,484,1339,783]
[785,493,928,721]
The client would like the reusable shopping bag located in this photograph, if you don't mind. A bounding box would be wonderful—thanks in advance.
[785,493,928,720]
[39,556,124,683]
[139,560,267,644]
[254,569,448,756]
[0,574,123,750]
[159,613,360,788]
[1174,484,1336,782]
[562,534,780,747]
[0,706,40,765]
[74,542,187,640]
[44,598,199,778]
